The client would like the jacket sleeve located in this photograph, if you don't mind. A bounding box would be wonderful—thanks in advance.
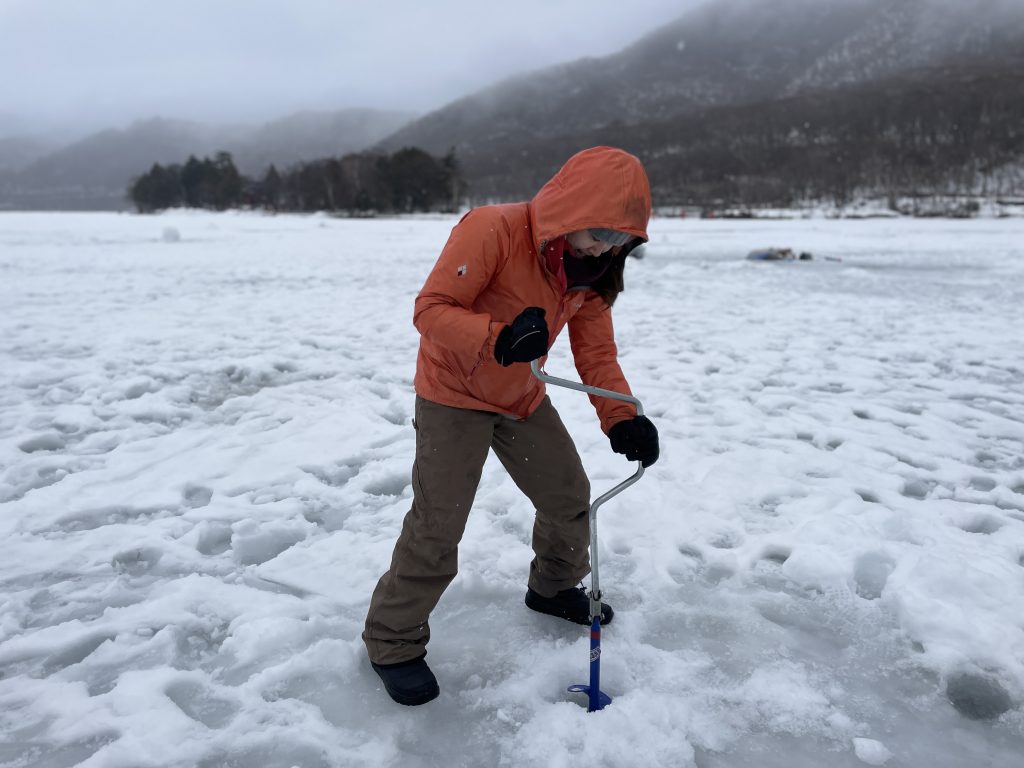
[413,209,508,362]
[568,293,638,433]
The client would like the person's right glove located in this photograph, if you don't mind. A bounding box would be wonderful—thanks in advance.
[494,307,549,366]
[608,416,660,467]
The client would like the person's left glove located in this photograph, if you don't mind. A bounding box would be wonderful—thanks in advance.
[608,416,659,467]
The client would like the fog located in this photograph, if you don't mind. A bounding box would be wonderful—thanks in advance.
[0,0,695,139]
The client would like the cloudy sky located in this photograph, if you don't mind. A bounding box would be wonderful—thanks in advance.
[0,0,696,137]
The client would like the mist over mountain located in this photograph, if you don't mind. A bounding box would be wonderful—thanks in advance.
[0,109,413,211]
[0,136,56,173]
[231,109,415,175]
[379,0,1024,163]
[2,0,1022,211]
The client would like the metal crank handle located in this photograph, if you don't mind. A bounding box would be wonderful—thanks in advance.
[529,359,646,504]
[530,359,646,600]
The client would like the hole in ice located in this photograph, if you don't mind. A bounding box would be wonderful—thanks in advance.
[826,438,844,451]
[853,409,872,420]
[945,671,1014,720]
[853,552,895,600]
[958,516,1003,535]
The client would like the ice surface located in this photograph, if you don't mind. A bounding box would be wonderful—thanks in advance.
[1,211,1023,767]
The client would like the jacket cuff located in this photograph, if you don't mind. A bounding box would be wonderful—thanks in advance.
[485,320,506,362]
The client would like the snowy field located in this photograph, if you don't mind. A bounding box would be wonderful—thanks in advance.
[1,211,1023,768]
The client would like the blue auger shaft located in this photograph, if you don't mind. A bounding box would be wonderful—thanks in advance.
[588,615,604,712]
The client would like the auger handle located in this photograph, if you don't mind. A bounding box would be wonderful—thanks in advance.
[530,359,645,605]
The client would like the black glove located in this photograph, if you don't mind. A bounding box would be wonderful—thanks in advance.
[494,307,549,366]
[608,416,659,467]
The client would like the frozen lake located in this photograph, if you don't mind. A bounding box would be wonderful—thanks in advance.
[1,211,1023,767]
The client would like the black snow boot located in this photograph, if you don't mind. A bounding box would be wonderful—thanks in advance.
[371,656,439,706]
[525,586,614,625]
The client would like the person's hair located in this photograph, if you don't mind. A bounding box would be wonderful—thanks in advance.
[591,240,641,307]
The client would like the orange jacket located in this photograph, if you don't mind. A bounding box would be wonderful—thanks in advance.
[412,146,651,432]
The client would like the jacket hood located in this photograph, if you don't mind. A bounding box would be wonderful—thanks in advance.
[529,146,651,251]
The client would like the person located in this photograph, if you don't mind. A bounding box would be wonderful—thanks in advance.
[363,146,660,706]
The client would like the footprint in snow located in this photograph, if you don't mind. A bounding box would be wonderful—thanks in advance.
[18,432,67,453]
[900,478,933,500]
[946,671,1014,720]
[853,551,895,600]
[111,546,163,575]
[182,484,213,509]
[195,522,233,556]
[957,515,1004,535]
[165,680,239,729]
[42,634,115,675]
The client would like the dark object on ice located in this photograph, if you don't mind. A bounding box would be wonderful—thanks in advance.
[747,247,814,261]
[946,671,1013,720]
[371,656,440,706]
[525,585,614,625]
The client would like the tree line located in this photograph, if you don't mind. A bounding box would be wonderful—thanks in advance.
[129,147,464,214]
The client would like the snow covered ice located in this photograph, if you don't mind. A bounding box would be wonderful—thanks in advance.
[1,210,1023,767]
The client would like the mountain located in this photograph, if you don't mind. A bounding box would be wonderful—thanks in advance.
[456,65,1024,206]
[378,0,1024,178]
[0,109,414,211]
[230,109,414,175]
[0,136,56,173]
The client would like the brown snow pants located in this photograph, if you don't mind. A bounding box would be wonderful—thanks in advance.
[363,395,591,665]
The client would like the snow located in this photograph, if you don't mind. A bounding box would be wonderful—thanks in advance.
[852,737,892,765]
[1,210,1023,767]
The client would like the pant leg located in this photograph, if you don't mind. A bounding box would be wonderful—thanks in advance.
[490,396,592,597]
[363,397,496,665]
